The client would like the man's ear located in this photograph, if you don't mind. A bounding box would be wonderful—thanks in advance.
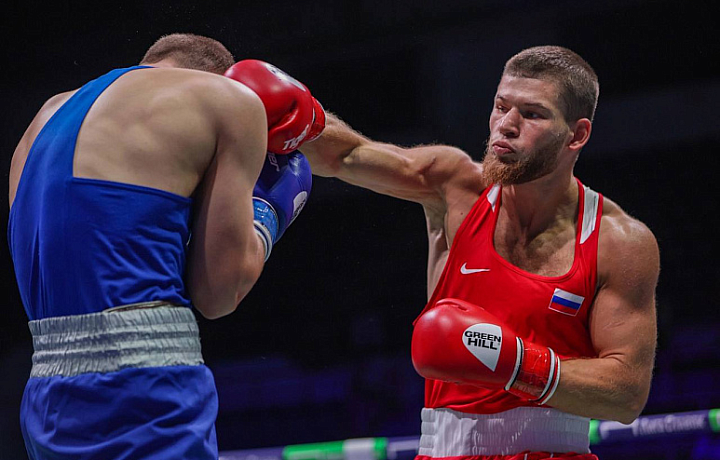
[568,118,592,152]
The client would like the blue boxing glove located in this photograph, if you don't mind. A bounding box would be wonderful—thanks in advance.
[253,151,312,260]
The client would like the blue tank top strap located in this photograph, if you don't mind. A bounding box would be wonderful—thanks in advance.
[27,66,151,179]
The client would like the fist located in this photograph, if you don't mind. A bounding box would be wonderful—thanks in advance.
[412,298,521,389]
[412,298,561,404]
[225,60,325,154]
[252,151,312,260]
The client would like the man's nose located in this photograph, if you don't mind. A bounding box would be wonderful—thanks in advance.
[498,109,520,137]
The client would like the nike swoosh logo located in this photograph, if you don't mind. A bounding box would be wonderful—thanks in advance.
[460,263,490,274]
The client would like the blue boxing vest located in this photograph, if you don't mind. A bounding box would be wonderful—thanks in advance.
[8,66,193,321]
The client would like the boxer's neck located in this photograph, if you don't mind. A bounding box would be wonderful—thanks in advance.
[499,169,578,240]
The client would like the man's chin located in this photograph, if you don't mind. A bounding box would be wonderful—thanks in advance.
[481,156,521,185]
[495,153,520,165]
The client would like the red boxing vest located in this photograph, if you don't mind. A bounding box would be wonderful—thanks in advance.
[418,178,603,414]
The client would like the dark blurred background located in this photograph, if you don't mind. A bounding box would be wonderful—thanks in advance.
[1,1,718,459]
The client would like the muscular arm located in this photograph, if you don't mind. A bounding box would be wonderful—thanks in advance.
[301,113,484,298]
[300,113,476,208]
[547,209,659,423]
[187,80,268,319]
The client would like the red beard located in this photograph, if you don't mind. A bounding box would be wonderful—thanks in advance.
[480,135,564,185]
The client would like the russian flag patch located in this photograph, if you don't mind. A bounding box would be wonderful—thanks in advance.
[548,288,584,316]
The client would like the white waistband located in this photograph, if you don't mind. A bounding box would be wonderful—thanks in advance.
[28,304,203,378]
[419,407,590,456]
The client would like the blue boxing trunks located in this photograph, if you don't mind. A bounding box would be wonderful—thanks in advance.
[21,304,219,460]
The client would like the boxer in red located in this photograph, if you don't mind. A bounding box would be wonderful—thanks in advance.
[298,46,659,459]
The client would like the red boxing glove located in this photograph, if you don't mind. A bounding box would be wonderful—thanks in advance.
[224,60,325,154]
[411,298,561,405]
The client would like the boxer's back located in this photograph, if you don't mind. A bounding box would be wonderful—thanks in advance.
[8,66,232,320]
[72,67,223,197]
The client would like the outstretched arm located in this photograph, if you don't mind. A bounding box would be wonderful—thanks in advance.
[301,113,477,207]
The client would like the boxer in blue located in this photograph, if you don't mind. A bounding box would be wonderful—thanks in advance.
[8,34,324,459]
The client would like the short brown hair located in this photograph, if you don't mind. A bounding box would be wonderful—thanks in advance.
[140,33,234,75]
[503,46,599,122]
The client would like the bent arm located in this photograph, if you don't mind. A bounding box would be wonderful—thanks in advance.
[300,113,474,206]
[546,216,659,423]
[187,81,268,319]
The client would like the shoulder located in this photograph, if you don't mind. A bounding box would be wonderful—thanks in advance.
[392,144,485,227]
[176,69,263,108]
[137,68,263,110]
[403,144,486,212]
[600,198,657,250]
[407,144,485,194]
[420,144,479,174]
[157,69,265,128]
[44,90,76,109]
[210,74,265,120]
[32,90,77,123]
[598,197,660,288]
[20,90,78,146]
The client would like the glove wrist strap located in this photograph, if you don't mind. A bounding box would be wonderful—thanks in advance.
[253,223,272,262]
[253,198,279,261]
[507,339,561,405]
